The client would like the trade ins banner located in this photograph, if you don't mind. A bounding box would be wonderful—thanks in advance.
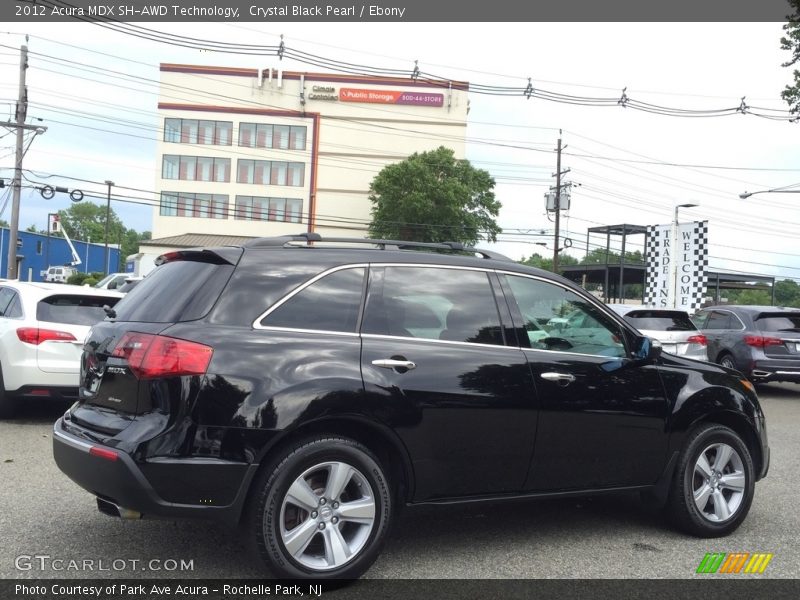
[339,88,444,106]
[644,221,708,310]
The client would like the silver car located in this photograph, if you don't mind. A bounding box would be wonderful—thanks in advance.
[607,304,708,361]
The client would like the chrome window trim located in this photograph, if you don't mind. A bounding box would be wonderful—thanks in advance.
[360,332,520,352]
[252,263,368,331]
[254,326,359,338]
[520,346,629,361]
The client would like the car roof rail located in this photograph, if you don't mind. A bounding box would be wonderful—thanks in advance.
[245,233,511,260]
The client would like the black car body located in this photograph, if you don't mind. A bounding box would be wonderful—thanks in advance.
[694,305,800,383]
[53,235,769,579]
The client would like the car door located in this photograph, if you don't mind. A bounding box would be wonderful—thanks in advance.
[360,265,538,501]
[498,273,670,491]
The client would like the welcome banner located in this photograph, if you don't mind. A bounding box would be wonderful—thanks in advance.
[644,220,708,311]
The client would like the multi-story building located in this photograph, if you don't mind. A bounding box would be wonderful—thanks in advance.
[139,63,469,270]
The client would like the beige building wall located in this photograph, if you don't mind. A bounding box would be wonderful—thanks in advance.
[153,64,469,241]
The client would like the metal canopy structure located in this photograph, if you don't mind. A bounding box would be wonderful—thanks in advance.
[581,224,648,303]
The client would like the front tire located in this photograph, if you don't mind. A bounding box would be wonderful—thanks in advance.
[667,424,755,537]
[248,436,392,579]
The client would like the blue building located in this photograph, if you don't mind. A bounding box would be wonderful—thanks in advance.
[0,228,121,281]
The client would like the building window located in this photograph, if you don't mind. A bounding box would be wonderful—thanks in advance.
[235,196,303,223]
[162,155,230,182]
[238,122,307,150]
[163,118,232,146]
[236,160,304,187]
[160,192,228,219]
[36,240,43,255]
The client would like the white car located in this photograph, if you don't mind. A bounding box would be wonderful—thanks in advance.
[607,304,708,361]
[93,272,130,291]
[0,281,123,418]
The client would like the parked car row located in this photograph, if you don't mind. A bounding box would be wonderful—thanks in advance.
[2,237,788,580]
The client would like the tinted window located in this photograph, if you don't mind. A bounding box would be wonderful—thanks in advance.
[37,295,120,326]
[624,311,697,332]
[505,275,626,357]
[755,313,800,332]
[704,311,732,330]
[261,267,365,333]
[112,260,234,323]
[6,295,22,318]
[362,267,504,346]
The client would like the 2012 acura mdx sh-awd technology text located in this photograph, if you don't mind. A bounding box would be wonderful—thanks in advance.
[53,234,769,580]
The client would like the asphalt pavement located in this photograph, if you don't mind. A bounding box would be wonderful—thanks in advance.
[1,383,798,581]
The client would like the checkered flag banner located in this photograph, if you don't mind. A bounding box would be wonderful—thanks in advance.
[644,221,708,309]
[644,224,671,307]
[678,220,709,312]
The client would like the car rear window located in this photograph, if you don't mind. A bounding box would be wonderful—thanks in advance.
[755,313,800,332]
[111,260,234,323]
[624,311,697,331]
[37,295,120,326]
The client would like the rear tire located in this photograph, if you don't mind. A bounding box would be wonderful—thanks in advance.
[718,354,737,371]
[247,436,392,580]
[0,366,16,419]
[667,424,754,537]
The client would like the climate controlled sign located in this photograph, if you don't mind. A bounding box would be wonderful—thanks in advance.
[339,88,444,106]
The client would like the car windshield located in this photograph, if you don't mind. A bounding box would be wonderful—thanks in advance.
[624,311,697,332]
[756,313,800,332]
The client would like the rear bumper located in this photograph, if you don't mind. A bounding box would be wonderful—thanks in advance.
[52,417,257,524]
[9,385,78,402]
[751,360,800,382]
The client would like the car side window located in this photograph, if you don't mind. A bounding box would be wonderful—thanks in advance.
[362,266,504,346]
[505,275,626,357]
[0,288,14,317]
[5,295,22,318]
[259,267,365,333]
[704,311,731,330]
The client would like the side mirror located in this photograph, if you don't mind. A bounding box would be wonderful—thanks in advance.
[634,336,662,362]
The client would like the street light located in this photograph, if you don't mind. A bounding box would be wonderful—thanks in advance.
[739,188,800,199]
[103,180,114,276]
[672,203,699,309]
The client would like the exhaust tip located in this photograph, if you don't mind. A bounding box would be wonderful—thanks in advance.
[96,497,142,520]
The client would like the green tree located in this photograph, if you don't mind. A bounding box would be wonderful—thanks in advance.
[732,289,773,306]
[57,201,125,244]
[120,229,151,269]
[782,1,800,113]
[0,219,9,228]
[368,146,501,245]
[580,248,645,265]
[774,279,800,307]
[520,252,579,272]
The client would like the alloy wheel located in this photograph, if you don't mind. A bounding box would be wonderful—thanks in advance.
[277,461,376,571]
[692,443,746,522]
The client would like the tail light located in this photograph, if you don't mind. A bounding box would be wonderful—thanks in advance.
[17,327,77,345]
[744,335,783,348]
[686,334,707,346]
[110,332,213,379]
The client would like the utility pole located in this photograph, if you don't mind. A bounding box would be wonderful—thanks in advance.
[103,180,114,276]
[5,44,45,280]
[551,132,570,273]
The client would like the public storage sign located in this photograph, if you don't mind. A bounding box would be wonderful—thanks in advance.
[339,88,444,106]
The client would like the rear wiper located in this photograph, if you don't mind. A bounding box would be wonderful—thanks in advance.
[103,304,117,318]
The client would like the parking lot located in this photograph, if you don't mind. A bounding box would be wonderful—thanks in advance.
[1,383,798,580]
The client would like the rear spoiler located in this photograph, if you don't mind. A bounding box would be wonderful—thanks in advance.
[154,247,243,267]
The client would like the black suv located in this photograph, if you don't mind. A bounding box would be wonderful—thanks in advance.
[53,234,769,580]
[693,305,800,383]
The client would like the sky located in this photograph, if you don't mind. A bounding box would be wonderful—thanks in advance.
[1,21,799,282]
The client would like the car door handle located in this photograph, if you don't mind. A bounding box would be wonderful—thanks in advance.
[540,372,576,385]
[372,359,417,370]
